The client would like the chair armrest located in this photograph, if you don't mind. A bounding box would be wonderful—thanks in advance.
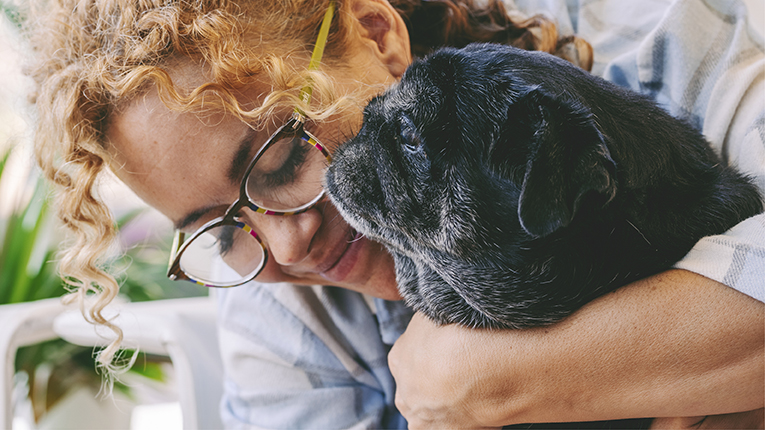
[0,298,68,429]
[53,296,223,430]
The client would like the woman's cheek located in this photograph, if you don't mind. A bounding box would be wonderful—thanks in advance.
[253,258,293,284]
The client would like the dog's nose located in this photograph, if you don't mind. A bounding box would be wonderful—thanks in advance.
[326,140,385,213]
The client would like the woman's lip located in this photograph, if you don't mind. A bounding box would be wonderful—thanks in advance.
[320,230,365,283]
[314,229,355,272]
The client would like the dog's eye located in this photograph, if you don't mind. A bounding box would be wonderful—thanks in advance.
[399,114,422,154]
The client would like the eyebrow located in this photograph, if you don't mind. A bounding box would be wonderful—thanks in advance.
[228,127,259,183]
[174,205,217,231]
[174,128,259,231]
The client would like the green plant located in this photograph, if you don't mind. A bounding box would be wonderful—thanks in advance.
[0,0,22,29]
[0,151,64,303]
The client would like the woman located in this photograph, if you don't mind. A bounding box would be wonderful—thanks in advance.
[27,0,763,428]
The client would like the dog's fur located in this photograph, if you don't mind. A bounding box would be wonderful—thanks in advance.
[325,43,763,330]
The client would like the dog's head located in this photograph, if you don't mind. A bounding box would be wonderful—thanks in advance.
[325,44,617,328]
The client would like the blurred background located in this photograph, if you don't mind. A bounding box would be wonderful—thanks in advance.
[0,0,762,429]
[0,1,209,428]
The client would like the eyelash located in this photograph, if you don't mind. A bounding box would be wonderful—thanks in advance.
[262,137,310,188]
[217,227,235,256]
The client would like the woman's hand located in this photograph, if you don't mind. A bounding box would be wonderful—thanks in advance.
[388,312,506,429]
[389,270,764,429]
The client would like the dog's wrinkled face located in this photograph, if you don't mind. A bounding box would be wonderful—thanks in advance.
[326,44,619,328]
[325,44,761,329]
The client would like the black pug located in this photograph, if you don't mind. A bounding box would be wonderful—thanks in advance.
[325,42,764,430]
[325,43,763,331]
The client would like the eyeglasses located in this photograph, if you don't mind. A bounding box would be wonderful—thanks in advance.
[166,1,335,287]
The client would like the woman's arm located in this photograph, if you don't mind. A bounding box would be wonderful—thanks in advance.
[389,269,764,428]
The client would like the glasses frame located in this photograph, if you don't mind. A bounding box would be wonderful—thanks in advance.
[166,0,336,287]
[167,218,266,287]
[167,113,333,287]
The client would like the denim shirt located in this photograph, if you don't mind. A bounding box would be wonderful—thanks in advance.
[217,284,412,429]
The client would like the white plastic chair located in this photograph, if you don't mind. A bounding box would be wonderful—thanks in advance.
[53,296,224,430]
[0,298,67,429]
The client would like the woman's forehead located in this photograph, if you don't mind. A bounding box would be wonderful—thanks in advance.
[105,86,255,225]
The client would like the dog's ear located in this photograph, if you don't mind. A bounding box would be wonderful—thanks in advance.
[510,88,617,238]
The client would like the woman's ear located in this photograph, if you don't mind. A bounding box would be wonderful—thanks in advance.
[349,0,412,78]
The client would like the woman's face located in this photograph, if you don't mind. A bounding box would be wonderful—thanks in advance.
[106,47,407,300]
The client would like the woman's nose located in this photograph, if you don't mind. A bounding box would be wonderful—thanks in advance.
[248,208,323,267]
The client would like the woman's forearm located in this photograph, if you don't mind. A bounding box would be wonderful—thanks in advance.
[502,269,764,424]
[389,269,764,428]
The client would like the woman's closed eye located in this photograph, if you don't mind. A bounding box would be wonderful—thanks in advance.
[255,136,311,189]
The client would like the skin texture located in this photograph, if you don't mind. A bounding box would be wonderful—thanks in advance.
[104,0,764,427]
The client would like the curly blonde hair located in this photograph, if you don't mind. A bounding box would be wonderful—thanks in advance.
[27,0,590,375]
